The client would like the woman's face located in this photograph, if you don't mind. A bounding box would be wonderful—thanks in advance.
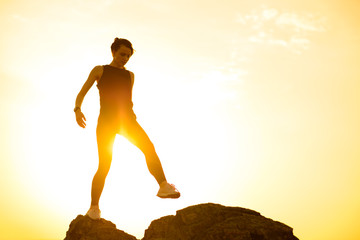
[112,45,132,67]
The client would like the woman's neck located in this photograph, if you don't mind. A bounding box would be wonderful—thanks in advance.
[109,61,125,69]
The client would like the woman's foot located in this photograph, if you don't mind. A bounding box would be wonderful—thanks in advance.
[86,205,101,220]
[157,182,180,199]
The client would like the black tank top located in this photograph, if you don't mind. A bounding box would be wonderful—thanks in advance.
[97,65,134,121]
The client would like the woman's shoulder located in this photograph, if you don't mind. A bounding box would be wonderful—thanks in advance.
[91,65,104,81]
[92,65,105,72]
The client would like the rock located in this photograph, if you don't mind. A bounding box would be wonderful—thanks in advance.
[142,203,299,240]
[64,215,138,240]
[64,203,298,240]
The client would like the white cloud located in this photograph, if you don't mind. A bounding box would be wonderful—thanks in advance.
[268,39,288,47]
[262,8,279,20]
[276,12,327,32]
[289,37,311,51]
[234,6,328,54]
[249,36,264,44]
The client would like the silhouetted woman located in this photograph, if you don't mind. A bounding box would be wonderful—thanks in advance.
[74,38,180,220]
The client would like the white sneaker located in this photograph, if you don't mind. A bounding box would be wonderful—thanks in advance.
[157,182,180,199]
[86,206,101,220]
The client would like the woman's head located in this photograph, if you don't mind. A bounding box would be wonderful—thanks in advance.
[111,38,134,55]
[110,38,134,68]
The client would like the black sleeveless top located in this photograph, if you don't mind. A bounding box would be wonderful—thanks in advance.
[97,65,135,121]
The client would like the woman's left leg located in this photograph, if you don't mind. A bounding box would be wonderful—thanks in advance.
[121,119,167,185]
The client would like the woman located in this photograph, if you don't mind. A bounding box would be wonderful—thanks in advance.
[74,38,180,220]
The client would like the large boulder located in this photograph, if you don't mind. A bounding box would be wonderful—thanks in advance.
[142,203,298,240]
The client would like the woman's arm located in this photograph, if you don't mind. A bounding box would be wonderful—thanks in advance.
[129,71,135,101]
[74,65,103,128]
[129,71,134,87]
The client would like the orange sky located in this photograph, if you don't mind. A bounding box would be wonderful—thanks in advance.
[1,0,360,239]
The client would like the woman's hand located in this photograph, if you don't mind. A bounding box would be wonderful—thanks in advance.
[75,110,87,128]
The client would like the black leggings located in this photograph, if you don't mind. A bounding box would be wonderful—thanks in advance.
[90,116,167,206]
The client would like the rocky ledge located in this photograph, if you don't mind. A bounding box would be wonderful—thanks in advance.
[64,215,136,240]
[64,203,299,240]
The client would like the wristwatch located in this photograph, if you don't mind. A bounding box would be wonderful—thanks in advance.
[74,106,81,112]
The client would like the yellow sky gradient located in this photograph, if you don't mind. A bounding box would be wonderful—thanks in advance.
[1,0,359,239]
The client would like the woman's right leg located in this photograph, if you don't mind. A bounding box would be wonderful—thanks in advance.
[90,123,116,206]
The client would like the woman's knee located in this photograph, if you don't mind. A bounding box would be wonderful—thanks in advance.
[95,166,110,180]
[142,142,158,158]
